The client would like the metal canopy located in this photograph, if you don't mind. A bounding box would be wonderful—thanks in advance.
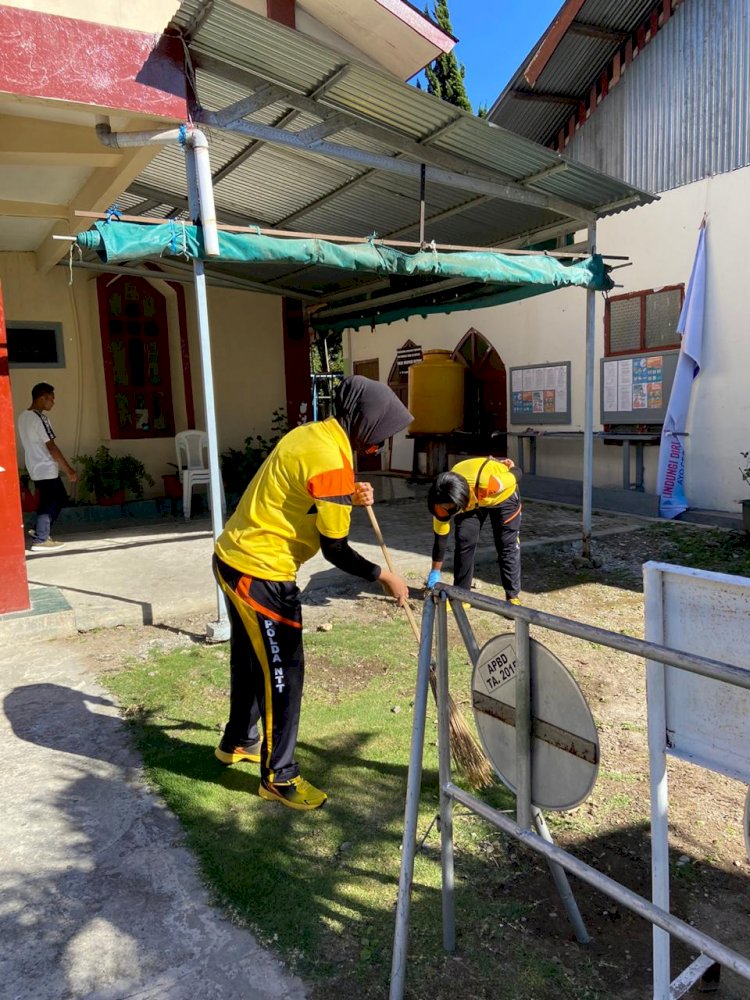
[101,0,655,319]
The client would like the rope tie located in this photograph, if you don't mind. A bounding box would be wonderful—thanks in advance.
[165,220,191,260]
[67,242,82,286]
[105,203,122,223]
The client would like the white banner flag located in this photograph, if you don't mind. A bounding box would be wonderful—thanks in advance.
[657,223,706,518]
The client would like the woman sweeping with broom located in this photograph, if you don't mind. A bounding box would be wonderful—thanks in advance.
[425,455,523,606]
[213,376,413,811]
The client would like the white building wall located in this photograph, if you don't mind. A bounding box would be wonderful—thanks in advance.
[347,165,750,514]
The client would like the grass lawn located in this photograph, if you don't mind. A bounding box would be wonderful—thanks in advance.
[103,524,750,1000]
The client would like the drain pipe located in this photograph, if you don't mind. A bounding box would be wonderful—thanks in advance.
[94,118,219,257]
[94,117,228,638]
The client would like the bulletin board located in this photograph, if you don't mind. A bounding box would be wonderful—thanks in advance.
[600,349,679,424]
[510,362,571,425]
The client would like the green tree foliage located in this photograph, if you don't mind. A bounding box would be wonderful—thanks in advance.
[423,0,472,112]
[310,331,343,374]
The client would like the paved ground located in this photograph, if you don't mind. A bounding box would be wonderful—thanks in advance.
[4,476,648,639]
[0,638,307,1000]
[0,482,666,999]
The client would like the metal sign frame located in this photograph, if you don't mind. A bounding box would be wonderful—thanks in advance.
[389,583,750,1000]
[645,562,750,998]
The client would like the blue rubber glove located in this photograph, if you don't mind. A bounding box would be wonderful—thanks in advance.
[426,569,441,588]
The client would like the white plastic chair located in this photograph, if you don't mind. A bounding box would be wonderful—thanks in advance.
[175,430,225,521]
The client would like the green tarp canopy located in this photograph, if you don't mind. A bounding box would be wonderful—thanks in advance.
[77,220,613,333]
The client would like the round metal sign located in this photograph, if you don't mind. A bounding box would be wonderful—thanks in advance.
[472,633,599,810]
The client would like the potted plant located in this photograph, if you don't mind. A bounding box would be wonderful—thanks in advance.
[162,463,183,500]
[740,452,750,534]
[19,468,39,512]
[76,446,154,505]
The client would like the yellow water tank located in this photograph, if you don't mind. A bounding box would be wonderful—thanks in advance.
[408,350,464,434]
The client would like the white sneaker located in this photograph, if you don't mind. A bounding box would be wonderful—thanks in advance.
[28,529,38,539]
[30,539,65,552]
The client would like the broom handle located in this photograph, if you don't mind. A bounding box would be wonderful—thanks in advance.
[365,504,421,645]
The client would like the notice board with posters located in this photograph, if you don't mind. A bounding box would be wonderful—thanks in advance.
[600,349,679,424]
[509,361,571,425]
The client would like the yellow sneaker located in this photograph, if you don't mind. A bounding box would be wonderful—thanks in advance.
[214,741,261,765]
[508,597,521,606]
[259,775,328,811]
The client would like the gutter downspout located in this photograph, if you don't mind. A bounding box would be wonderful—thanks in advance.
[95,118,228,638]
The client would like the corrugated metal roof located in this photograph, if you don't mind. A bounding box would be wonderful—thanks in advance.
[108,0,655,314]
[565,0,750,192]
[489,0,663,145]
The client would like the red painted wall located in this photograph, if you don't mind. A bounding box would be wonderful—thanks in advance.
[267,0,296,29]
[0,7,187,118]
[282,298,312,427]
[0,282,30,615]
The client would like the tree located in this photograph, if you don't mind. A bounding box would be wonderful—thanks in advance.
[310,331,343,374]
[424,0,472,112]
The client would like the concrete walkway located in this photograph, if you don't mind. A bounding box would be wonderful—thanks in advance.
[0,485,673,999]
[0,636,307,1000]
[3,479,651,640]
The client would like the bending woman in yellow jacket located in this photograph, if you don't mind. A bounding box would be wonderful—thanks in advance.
[426,456,522,604]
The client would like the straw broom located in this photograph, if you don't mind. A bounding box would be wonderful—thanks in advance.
[365,504,493,789]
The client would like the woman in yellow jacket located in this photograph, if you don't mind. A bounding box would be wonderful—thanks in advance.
[426,456,522,604]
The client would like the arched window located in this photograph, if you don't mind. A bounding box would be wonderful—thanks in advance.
[387,339,421,406]
[451,328,507,452]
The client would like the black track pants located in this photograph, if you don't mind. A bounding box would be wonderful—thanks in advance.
[213,555,304,784]
[33,476,68,540]
[453,493,522,599]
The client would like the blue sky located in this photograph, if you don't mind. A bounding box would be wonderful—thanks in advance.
[413,0,563,113]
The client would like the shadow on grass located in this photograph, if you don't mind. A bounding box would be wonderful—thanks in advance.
[6,681,750,999]
[125,710,750,999]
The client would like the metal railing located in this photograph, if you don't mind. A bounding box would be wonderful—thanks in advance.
[390,584,750,1000]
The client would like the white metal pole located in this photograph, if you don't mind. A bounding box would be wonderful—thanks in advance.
[582,223,597,560]
[390,597,436,1000]
[185,143,228,639]
[645,566,671,998]
[515,617,532,831]
[436,598,455,954]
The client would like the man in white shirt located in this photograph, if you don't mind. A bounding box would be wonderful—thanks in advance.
[17,382,77,551]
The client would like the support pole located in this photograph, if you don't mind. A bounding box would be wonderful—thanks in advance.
[185,144,228,639]
[645,567,671,999]
[418,163,426,247]
[390,597,436,1000]
[532,807,590,943]
[436,597,456,954]
[582,222,597,560]
[515,617,532,831]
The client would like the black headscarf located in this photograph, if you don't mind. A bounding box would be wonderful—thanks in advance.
[334,375,413,453]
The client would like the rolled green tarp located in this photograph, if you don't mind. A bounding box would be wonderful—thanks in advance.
[77,220,613,329]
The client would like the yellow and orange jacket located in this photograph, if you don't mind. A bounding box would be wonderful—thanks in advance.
[432,456,520,538]
[216,418,355,580]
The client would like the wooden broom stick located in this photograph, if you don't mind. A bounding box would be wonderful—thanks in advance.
[365,504,493,789]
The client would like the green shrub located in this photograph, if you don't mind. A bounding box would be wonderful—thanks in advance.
[220,408,288,496]
[75,446,154,501]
